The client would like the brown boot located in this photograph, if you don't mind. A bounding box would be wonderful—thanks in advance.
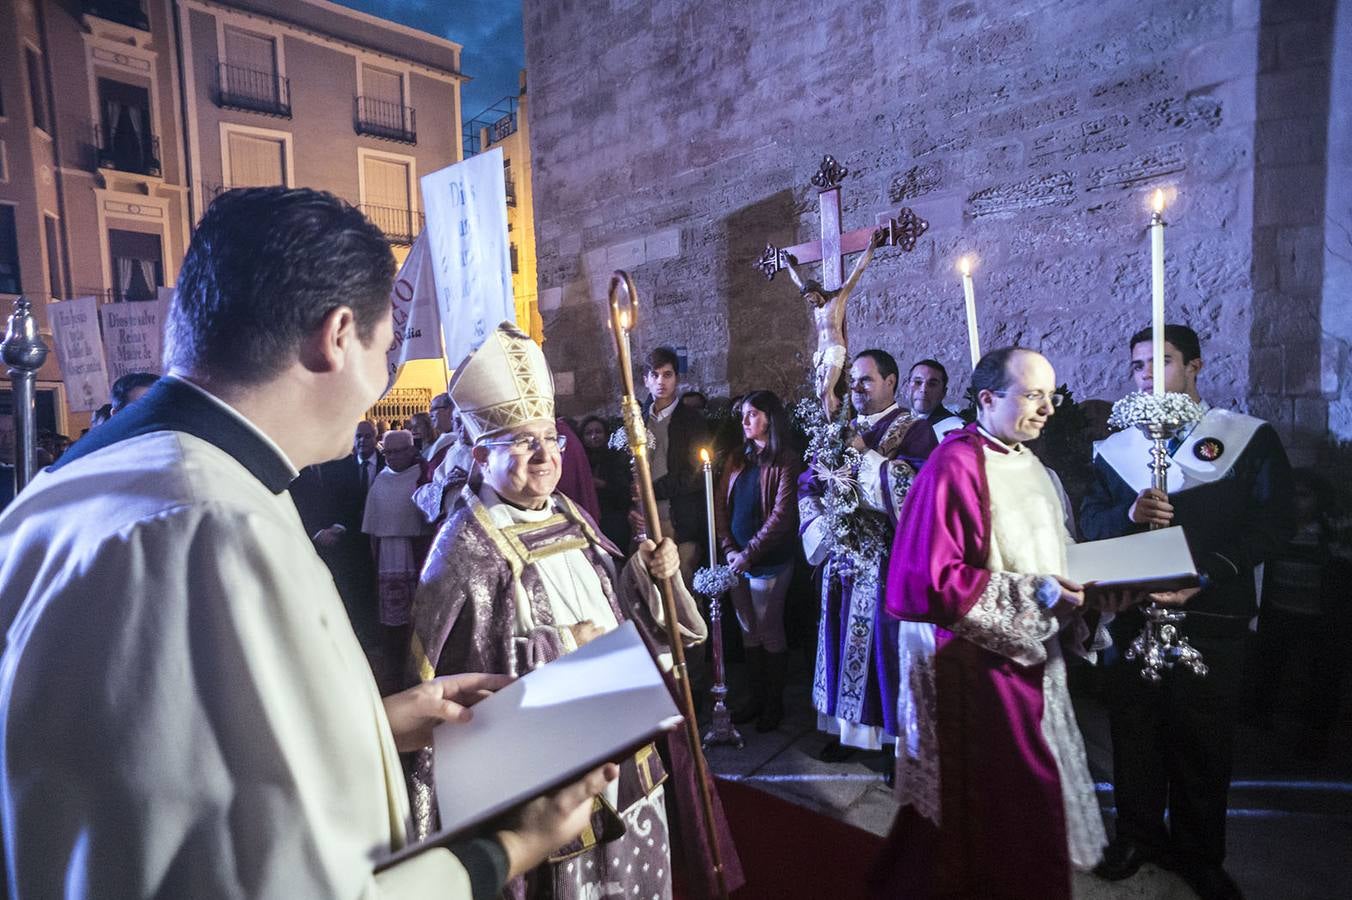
[756,651,788,732]
[733,646,766,723]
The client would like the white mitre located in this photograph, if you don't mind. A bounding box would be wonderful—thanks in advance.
[448,321,555,442]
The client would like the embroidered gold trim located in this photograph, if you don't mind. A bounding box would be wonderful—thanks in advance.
[498,514,592,561]
[410,631,436,683]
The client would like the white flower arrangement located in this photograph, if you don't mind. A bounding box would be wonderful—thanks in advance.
[608,427,656,454]
[693,565,741,597]
[793,397,892,576]
[1107,391,1205,431]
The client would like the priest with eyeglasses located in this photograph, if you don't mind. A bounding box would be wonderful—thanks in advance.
[871,346,1107,900]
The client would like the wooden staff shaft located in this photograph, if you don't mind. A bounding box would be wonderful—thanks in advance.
[610,273,728,899]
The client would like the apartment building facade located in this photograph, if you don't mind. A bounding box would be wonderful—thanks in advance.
[0,0,464,435]
[466,71,539,343]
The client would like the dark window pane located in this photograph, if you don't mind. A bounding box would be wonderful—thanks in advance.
[44,215,64,299]
[25,48,47,133]
[0,206,21,294]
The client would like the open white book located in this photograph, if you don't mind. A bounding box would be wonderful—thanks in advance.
[1066,526,1199,592]
[379,620,682,871]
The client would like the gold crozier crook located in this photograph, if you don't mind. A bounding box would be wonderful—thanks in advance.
[607,270,728,898]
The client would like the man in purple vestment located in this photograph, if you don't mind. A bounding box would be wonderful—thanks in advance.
[800,349,937,762]
[871,347,1108,899]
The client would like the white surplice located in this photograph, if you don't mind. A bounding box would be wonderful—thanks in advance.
[0,426,471,897]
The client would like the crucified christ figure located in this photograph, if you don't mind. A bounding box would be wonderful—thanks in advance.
[781,226,886,418]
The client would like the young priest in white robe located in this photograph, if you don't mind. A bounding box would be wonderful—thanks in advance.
[0,188,616,900]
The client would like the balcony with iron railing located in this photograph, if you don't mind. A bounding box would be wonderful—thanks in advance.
[95,124,161,177]
[82,0,150,31]
[505,177,517,207]
[360,203,423,245]
[214,61,292,118]
[354,96,417,144]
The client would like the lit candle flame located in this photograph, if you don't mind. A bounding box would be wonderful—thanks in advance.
[959,256,973,276]
[1152,189,1165,214]
[699,448,710,464]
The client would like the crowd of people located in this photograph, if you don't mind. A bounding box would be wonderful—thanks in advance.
[0,186,1348,900]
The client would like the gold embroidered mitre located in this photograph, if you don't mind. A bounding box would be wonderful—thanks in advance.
[448,321,555,441]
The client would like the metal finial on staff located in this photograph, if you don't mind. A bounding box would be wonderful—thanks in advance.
[2,297,50,494]
[608,271,728,899]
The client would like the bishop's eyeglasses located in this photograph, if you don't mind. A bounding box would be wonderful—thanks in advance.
[990,390,1064,408]
[480,433,568,456]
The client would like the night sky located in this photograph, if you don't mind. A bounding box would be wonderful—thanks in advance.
[330,0,524,125]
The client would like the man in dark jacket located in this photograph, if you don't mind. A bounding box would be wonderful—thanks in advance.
[1080,324,1294,900]
[290,420,383,649]
[635,346,710,585]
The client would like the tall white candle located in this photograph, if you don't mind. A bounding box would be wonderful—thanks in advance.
[959,256,981,369]
[700,449,716,566]
[1149,190,1167,396]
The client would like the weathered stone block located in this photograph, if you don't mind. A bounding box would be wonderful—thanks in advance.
[1276,225,1326,294]
[1252,163,1328,226]
[966,172,1074,219]
[1257,68,1331,119]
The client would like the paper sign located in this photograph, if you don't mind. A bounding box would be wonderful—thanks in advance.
[420,149,516,367]
[100,295,168,382]
[49,296,111,412]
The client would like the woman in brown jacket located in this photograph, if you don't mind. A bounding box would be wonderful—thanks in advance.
[714,390,803,732]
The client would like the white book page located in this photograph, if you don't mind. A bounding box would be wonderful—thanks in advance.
[431,620,681,837]
[1066,526,1198,587]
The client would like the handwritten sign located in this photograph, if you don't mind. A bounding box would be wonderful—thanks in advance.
[100,295,168,382]
[49,296,111,412]
[386,231,444,380]
[420,148,515,366]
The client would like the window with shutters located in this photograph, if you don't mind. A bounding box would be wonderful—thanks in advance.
[359,154,418,244]
[225,130,288,188]
[355,64,415,143]
[216,27,290,117]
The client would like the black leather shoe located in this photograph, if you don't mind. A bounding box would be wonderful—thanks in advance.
[1178,864,1244,900]
[1093,841,1155,881]
[817,739,855,763]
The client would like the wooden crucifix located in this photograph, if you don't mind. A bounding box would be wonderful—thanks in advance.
[755,154,929,417]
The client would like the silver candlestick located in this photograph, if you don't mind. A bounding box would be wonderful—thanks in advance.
[694,564,743,750]
[2,296,50,493]
[703,592,744,750]
[1124,419,1208,683]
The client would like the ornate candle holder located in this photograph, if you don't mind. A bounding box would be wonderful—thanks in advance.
[1106,392,1209,683]
[2,296,50,493]
[693,565,743,750]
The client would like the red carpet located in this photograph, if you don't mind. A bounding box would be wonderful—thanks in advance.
[707,777,885,899]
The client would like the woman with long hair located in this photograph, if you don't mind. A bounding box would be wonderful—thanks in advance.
[579,414,632,550]
[713,390,803,731]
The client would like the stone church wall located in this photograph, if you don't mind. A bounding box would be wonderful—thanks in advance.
[524,0,1340,462]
